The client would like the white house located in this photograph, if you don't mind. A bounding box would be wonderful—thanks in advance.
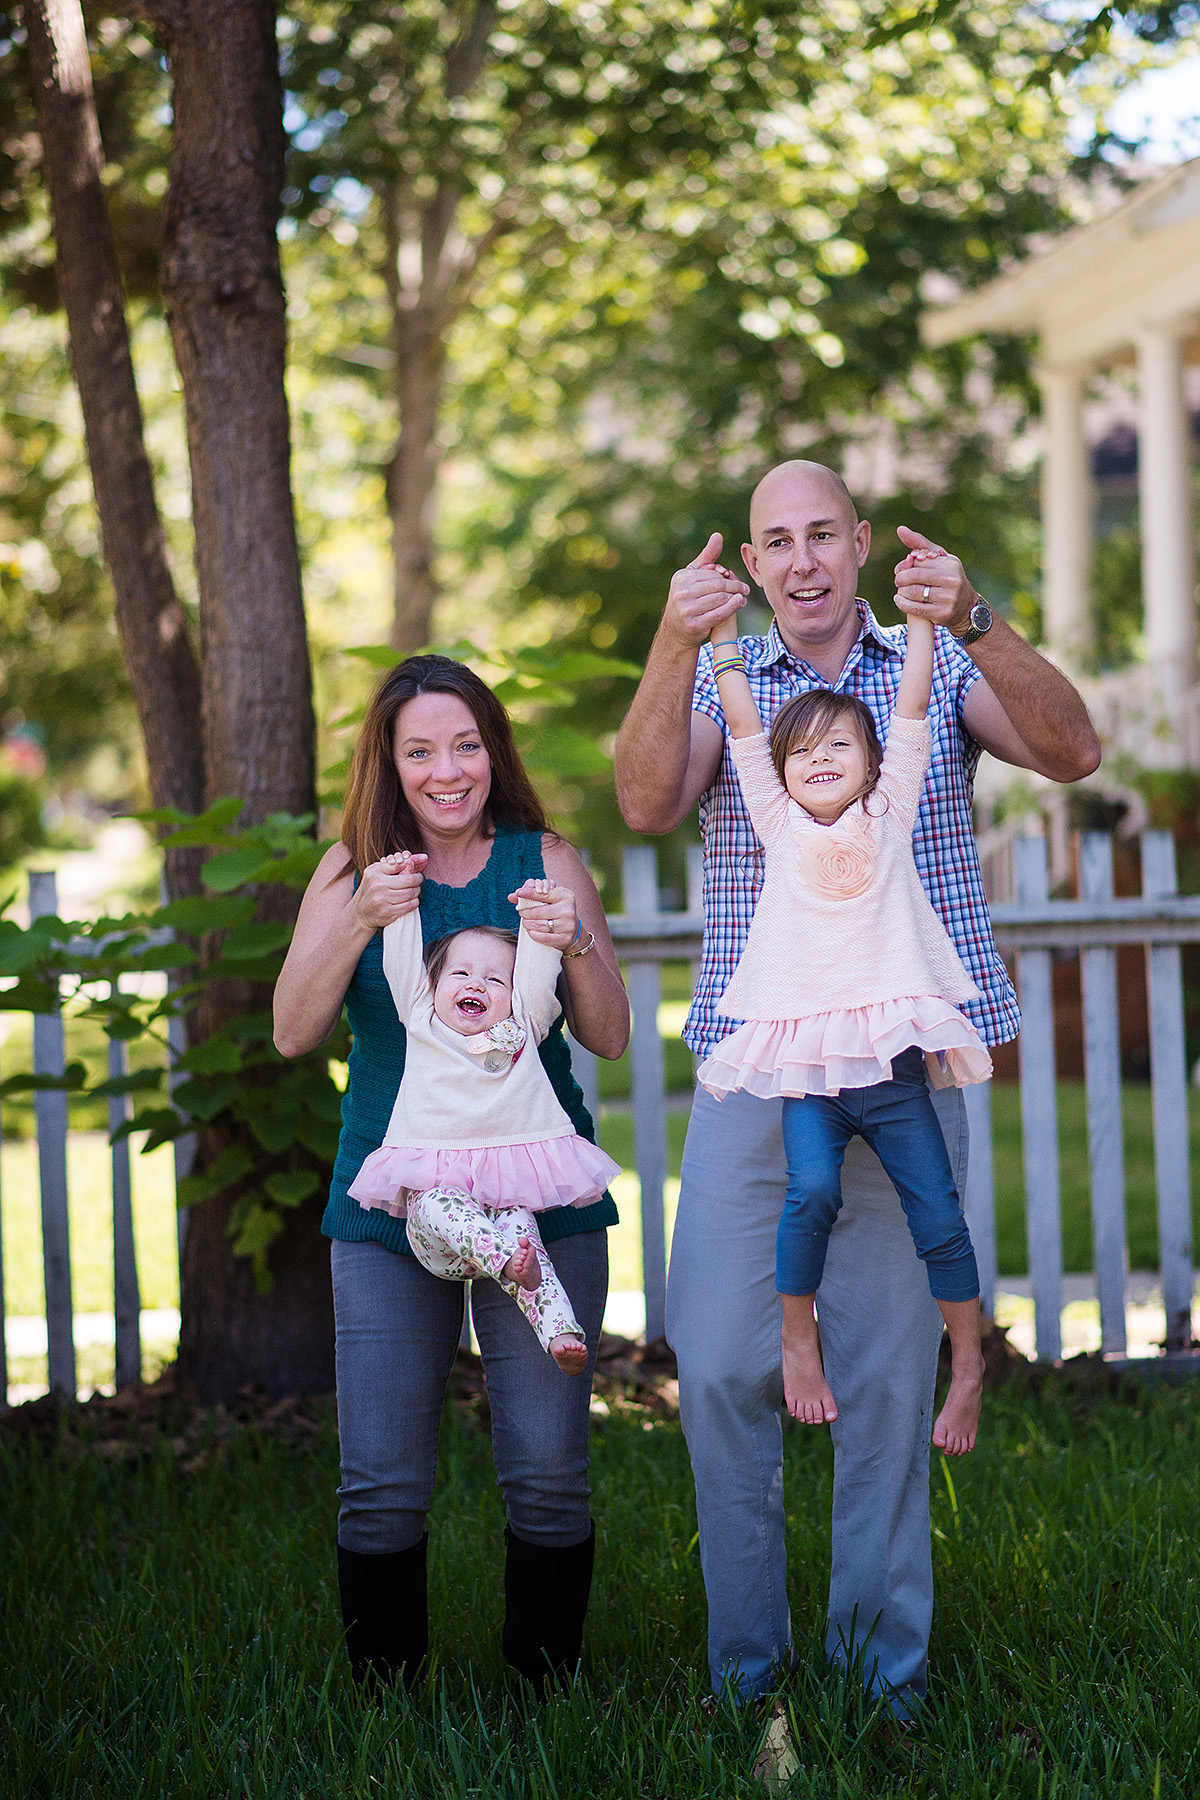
[924,158,1200,770]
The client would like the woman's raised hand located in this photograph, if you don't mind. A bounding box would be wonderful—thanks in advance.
[354,850,428,931]
[509,877,579,949]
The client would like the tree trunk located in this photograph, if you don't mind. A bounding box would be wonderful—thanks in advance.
[23,0,204,875]
[157,0,331,1403]
[384,189,447,655]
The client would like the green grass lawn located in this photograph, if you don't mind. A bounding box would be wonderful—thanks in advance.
[3,1381,1200,1798]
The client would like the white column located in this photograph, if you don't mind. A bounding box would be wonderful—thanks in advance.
[1039,364,1094,667]
[1137,325,1197,691]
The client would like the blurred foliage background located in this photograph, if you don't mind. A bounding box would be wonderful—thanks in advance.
[1,0,1197,905]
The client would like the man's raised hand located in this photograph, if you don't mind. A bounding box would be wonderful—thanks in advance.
[892,526,976,636]
[665,531,750,647]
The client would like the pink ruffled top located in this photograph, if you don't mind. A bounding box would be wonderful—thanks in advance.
[348,909,620,1219]
[697,718,992,1099]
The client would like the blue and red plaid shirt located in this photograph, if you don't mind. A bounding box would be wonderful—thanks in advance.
[685,605,1020,1059]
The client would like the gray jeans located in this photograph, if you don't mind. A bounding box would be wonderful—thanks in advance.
[667,1081,966,1709]
[332,1232,608,1553]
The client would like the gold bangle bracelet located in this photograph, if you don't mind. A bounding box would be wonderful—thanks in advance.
[563,930,596,959]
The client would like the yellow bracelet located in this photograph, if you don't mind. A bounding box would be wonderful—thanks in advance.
[564,930,595,959]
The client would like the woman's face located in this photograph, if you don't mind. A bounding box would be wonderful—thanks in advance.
[393,691,492,844]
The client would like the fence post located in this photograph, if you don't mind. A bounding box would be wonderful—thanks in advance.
[108,983,142,1390]
[962,1083,997,1320]
[623,845,668,1343]
[29,870,76,1398]
[1142,830,1194,1352]
[1013,837,1063,1361]
[1079,833,1128,1356]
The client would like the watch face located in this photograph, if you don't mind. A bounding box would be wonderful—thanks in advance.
[971,601,993,632]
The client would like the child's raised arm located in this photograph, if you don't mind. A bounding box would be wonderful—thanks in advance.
[895,614,934,721]
[710,620,765,739]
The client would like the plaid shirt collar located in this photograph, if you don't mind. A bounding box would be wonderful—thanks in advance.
[745,604,902,680]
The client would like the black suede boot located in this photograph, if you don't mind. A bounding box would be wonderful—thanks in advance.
[337,1536,428,1691]
[501,1523,595,1696]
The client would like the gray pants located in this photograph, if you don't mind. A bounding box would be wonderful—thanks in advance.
[332,1232,608,1554]
[667,1081,966,1711]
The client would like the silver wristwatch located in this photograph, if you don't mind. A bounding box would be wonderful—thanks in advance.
[955,598,993,647]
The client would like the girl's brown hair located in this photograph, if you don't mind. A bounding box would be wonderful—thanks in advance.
[423,926,519,994]
[769,691,884,808]
[341,655,550,873]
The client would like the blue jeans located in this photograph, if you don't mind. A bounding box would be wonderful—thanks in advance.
[668,1077,967,1711]
[331,1232,608,1553]
[779,1049,979,1304]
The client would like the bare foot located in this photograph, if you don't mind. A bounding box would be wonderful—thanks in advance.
[782,1332,838,1424]
[549,1333,587,1376]
[502,1235,541,1292]
[932,1351,983,1455]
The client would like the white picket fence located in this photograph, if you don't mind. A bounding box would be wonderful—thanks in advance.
[3,831,1199,1403]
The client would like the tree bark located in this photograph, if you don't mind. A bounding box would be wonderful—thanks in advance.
[23,0,205,865]
[156,0,330,1403]
[384,2,501,652]
[384,186,449,655]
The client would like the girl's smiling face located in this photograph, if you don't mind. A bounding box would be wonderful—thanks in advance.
[783,711,870,822]
[431,929,517,1036]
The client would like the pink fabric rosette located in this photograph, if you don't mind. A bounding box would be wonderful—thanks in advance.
[796,816,875,900]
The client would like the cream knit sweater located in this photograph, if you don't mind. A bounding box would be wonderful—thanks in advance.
[719,716,981,1023]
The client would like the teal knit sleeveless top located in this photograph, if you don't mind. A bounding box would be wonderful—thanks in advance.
[321,825,618,1254]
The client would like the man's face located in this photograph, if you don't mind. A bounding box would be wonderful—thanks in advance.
[741,471,871,660]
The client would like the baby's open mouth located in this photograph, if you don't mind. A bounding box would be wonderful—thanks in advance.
[457,997,485,1014]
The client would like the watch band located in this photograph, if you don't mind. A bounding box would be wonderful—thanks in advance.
[956,598,993,647]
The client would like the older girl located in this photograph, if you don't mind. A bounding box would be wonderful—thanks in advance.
[702,594,990,1457]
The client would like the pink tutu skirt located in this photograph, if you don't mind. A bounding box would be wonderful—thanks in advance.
[348,1133,622,1219]
[697,996,993,1100]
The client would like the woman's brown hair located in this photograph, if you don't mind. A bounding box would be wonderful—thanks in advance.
[341,655,550,873]
[769,691,885,808]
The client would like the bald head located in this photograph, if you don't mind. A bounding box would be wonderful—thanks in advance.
[740,459,870,665]
[748,460,859,541]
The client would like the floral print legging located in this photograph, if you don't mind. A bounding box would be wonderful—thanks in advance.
[405,1187,585,1354]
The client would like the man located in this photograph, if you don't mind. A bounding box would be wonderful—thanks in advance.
[615,460,1099,1714]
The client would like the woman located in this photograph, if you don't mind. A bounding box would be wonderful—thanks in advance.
[274,654,630,1695]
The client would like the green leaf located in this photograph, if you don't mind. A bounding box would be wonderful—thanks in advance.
[221,922,294,960]
[0,977,60,1013]
[251,845,326,889]
[109,1107,186,1148]
[241,1108,302,1152]
[0,920,49,976]
[175,1036,245,1074]
[177,1144,255,1205]
[0,1061,87,1096]
[152,796,244,846]
[296,1117,341,1160]
[89,1069,164,1099]
[128,944,199,972]
[203,847,273,892]
[172,1076,238,1120]
[251,1249,275,1294]
[230,1199,285,1257]
[155,896,256,934]
[105,1012,150,1043]
[263,1168,321,1207]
